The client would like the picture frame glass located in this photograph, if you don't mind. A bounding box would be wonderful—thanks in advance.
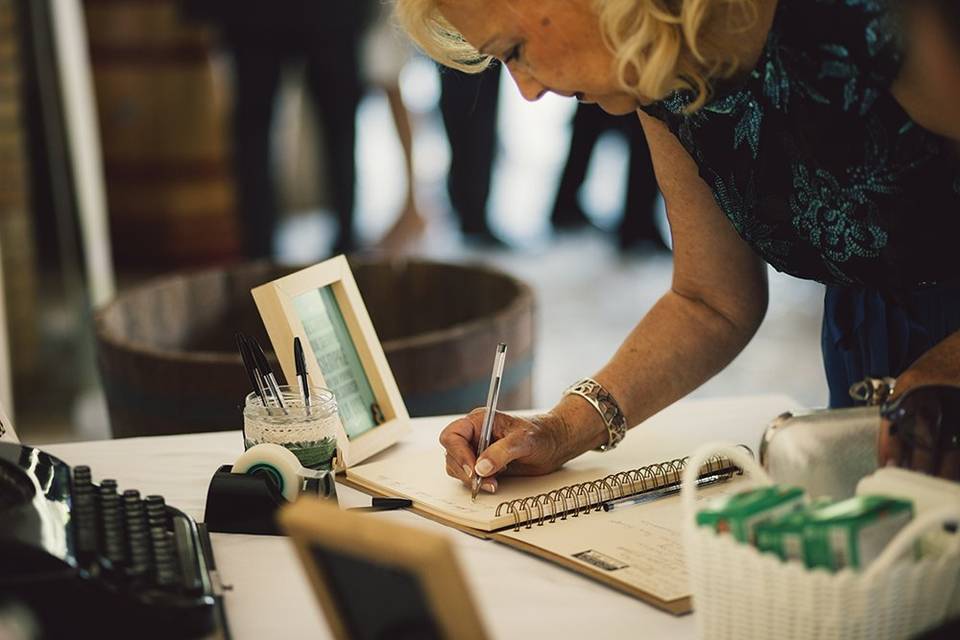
[292,286,382,440]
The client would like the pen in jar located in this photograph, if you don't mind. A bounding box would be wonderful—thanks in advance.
[294,337,311,415]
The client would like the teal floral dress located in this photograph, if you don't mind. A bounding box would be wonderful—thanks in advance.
[639,0,960,406]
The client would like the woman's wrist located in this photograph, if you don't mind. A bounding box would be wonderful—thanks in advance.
[549,394,611,463]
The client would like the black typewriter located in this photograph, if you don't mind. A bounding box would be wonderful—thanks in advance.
[0,442,228,639]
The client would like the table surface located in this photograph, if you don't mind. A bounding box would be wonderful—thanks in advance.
[43,394,797,640]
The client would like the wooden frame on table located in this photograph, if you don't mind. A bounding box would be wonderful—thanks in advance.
[252,255,409,468]
[280,498,488,640]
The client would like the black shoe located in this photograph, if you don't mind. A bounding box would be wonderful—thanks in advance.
[617,223,670,253]
[550,204,591,230]
[618,232,671,254]
[462,228,509,249]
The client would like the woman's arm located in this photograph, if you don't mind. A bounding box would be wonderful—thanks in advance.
[589,111,769,428]
[441,111,770,490]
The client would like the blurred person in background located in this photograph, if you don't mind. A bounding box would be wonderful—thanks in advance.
[183,1,371,258]
[396,0,960,484]
[551,103,667,253]
[364,5,429,253]
[440,66,504,246]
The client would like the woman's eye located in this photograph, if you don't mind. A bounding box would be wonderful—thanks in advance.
[504,44,522,64]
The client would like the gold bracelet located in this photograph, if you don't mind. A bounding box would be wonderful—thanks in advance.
[562,377,627,451]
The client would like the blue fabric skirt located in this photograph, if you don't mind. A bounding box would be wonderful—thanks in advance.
[822,283,960,408]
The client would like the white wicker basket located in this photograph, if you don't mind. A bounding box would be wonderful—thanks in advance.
[681,444,960,640]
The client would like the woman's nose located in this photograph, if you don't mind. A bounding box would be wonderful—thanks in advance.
[508,68,547,102]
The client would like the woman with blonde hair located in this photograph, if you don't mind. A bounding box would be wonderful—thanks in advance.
[396,0,960,481]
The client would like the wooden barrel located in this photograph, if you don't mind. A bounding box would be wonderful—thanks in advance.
[95,260,535,438]
[351,260,535,417]
[84,0,239,267]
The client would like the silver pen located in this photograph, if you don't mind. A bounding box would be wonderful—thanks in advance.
[471,343,507,501]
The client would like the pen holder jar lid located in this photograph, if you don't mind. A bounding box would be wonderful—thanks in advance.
[243,386,337,420]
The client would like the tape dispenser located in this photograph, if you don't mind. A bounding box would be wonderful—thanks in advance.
[203,443,338,535]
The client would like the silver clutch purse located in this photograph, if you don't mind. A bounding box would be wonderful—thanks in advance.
[759,405,880,499]
[759,376,893,500]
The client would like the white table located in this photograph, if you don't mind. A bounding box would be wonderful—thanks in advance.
[43,394,797,639]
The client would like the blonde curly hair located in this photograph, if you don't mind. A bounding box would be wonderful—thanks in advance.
[394,0,759,111]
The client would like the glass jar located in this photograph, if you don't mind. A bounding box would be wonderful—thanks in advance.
[243,386,339,470]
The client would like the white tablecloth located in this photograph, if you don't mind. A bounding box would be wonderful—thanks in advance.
[42,394,796,639]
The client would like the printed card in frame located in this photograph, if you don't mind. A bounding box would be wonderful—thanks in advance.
[252,256,409,468]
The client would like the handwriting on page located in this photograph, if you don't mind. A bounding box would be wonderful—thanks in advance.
[371,474,486,515]
[574,518,689,600]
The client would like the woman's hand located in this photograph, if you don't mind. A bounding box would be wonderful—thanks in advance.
[879,383,960,481]
[879,339,960,480]
[440,409,572,494]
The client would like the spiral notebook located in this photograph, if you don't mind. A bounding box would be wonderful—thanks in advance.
[344,396,796,614]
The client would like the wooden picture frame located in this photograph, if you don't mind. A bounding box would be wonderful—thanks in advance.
[280,498,488,640]
[252,256,409,468]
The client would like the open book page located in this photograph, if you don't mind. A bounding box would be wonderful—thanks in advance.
[345,395,797,531]
[492,479,747,614]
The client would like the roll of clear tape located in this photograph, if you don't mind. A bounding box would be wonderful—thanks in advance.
[232,443,305,502]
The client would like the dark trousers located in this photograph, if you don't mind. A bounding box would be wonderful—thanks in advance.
[822,284,960,407]
[439,66,501,235]
[552,103,660,244]
[230,37,362,259]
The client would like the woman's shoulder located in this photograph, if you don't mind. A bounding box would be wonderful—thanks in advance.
[641,0,904,123]
[775,0,904,90]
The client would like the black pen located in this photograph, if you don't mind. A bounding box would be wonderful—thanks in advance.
[236,333,268,407]
[347,498,412,513]
[600,465,739,512]
[294,337,311,415]
[250,336,288,414]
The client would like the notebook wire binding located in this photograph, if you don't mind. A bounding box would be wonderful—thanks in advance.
[494,454,741,531]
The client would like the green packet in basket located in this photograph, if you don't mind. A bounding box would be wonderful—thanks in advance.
[755,497,832,562]
[696,485,805,544]
[802,495,914,572]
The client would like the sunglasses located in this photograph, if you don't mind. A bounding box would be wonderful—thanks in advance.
[880,385,960,480]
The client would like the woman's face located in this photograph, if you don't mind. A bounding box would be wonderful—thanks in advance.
[438,0,640,115]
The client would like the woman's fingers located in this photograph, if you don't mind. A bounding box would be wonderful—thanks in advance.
[439,414,482,477]
[440,409,559,491]
[474,429,535,478]
[445,453,470,483]
[445,453,500,492]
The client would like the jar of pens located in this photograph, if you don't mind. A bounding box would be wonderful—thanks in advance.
[237,333,340,471]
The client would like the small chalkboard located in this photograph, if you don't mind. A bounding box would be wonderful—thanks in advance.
[281,498,488,640]
[252,256,409,468]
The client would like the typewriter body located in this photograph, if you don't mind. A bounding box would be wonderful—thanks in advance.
[0,442,227,638]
